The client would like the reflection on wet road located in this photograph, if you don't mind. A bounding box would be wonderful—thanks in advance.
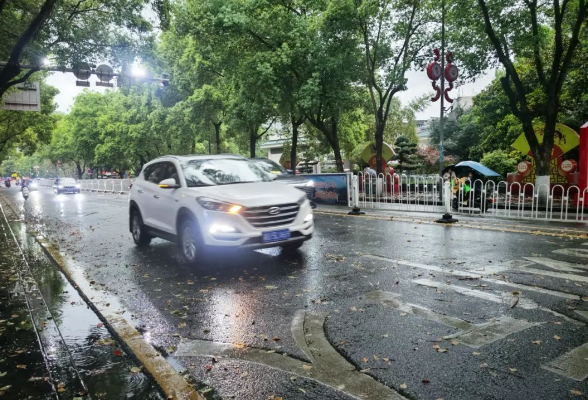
[3,186,588,400]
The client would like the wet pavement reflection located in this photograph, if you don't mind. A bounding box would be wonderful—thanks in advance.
[0,195,164,399]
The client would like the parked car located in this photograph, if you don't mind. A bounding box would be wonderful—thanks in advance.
[128,154,314,263]
[53,178,81,194]
[250,158,316,208]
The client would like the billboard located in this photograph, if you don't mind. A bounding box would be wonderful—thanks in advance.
[304,173,351,206]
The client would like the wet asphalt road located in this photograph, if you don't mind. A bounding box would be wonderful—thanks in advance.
[2,186,588,400]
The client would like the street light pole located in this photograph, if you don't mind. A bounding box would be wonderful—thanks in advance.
[439,0,445,177]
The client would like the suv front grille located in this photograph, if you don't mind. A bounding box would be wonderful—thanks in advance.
[242,203,300,228]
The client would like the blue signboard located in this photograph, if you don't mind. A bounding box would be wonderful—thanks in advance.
[304,173,350,205]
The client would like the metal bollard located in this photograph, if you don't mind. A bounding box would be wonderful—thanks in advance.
[348,175,365,215]
[436,181,458,223]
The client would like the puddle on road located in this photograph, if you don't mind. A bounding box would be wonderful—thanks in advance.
[1,214,165,400]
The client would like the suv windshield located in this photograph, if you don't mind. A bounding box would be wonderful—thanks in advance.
[182,158,272,187]
[251,159,290,177]
[60,178,77,184]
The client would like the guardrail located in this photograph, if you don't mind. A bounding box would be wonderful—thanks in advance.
[351,173,588,222]
[39,179,133,194]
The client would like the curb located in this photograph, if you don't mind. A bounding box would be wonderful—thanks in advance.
[0,195,203,400]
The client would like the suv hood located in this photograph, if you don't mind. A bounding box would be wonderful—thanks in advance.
[273,175,310,187]
[190,182,305,207]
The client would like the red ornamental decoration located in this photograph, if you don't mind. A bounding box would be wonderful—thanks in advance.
[428,49,459,103]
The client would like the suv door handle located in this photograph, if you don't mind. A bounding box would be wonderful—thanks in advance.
[137,189,144,194]
[153,195,160,199]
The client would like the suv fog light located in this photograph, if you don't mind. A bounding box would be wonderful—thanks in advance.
[210,224,237,234]
[304,214,313,222]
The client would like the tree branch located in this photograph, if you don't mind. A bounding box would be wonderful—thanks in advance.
[256,117,277,139]
[555,0,588,94]
[525,0,547,87]
[0,0,8,16]
[1,67,41,97]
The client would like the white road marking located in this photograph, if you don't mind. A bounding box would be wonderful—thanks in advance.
[413,278,537,309]
[524,257,588,272]
[363,254,583,301]
[553,248,588,259]
[574,310,588,320]
[365,290,539,348]
[542,342,588,381]
[513,267,588,283]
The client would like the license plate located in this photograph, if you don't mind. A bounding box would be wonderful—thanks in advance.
[261,229,291,243]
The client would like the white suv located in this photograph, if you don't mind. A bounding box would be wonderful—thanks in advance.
[128,155,314,262]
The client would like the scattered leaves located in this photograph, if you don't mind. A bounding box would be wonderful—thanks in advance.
[421,378,430,384]
[571,389,583,396]
[113,349,123,357]
[302,365,312,370]
[472,352,481,356]
[554,335,561,340]
[399,383,407,390]
[532,340,542,345]
[129,366,142,374]
[16,365,26,369]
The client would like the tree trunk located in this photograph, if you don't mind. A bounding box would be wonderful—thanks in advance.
[375,121,384,174]
[291,123,298,172]
[0,0,57,97]
[75,161,83,180]
[213,122,221,154]
[330,121,344,172]
[250,128,257,158]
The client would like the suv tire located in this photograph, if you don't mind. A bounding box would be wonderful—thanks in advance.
[131,210,152,247]
[178,217,203,264]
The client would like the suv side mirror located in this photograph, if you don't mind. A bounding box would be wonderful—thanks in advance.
[158,178,180,189]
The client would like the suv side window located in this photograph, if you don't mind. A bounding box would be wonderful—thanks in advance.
[163,162,179,185]
[144,163,166,185]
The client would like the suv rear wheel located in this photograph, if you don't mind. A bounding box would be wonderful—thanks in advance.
[131,210,152,247]
[178,218,203,263]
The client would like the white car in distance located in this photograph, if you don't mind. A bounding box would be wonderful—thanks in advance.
[128,155,314,263]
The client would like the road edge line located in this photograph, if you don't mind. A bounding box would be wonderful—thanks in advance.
[0,195,203,400]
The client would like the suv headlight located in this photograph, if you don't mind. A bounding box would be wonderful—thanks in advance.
[197,197,242,213]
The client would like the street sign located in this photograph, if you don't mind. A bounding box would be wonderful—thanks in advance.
[1,82,40,111]
[95,64,114,87]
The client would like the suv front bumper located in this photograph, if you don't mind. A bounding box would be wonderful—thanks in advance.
[198,201,314,248]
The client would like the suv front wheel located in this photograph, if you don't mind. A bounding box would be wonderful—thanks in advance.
[178,218,203,263]
[131,210,152,247]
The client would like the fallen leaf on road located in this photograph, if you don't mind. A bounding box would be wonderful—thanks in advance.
[450,340,459,346]
[0,372,6,377]
[298,388,306,393]
[480,363,488,368]
[554,335,561,340]
[571,389,583,395]
[532,340,542,345]
[16,365,26,369]
[265,285,278,290]
[510,296,519,308]
[129,367,142,374]
[421,378,430,384]
[432,343,440,350]
[362,357,369,363]
[437,348,448,353]
[509,368,518,372]
[272,337,280,341]
[400,313,407,316]
[399,383,407,390]
[382,333,389,338]
[0,385,9,391]
[302,365,312,370]
[113,349,123,356]
[96,323,104,328]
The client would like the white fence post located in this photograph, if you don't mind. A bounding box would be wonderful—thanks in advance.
[348,175,365,215]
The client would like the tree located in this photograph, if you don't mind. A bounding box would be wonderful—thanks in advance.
[0,77,58,162]
[0,0,154,97]
[480,149,519,178]
[350,0,431,174]
[393,136,419,172]
[450,0,588,186]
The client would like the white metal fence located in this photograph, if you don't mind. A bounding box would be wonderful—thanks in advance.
[352,173,588,222]
[39,179,133,194]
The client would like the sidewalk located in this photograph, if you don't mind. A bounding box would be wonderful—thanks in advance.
[316,204,588,238]
[0,201,165,400]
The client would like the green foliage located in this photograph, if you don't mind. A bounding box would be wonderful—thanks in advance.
[0,76,58,161]
[480,149,519,178]
[393,136,419,172]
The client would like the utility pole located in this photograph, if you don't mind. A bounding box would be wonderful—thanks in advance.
[439,0,445,177]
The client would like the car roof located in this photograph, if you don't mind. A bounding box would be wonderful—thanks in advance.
[149,154,246,163]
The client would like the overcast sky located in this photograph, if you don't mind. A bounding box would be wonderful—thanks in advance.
[47,67,495,120]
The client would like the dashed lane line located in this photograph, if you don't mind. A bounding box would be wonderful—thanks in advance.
[412,278,580,323]
[553,248,588,259]
[365,290,539,348]
[363,254,585,301]
[524,257,588,272]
